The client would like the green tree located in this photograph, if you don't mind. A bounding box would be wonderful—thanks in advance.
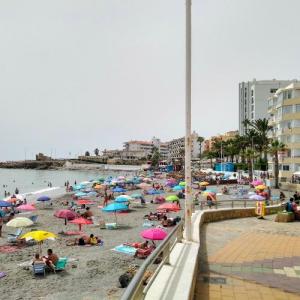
[197,136,205,158]
[85,151,90,156]
[269,140,286,189]
[151,146,160,168]
[94,148,99,156]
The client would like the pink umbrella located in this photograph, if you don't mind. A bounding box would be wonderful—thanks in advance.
[157,203,180,212]
[69,217,93,231]
[54,209,77,225]
[141,228,168,241]
[17,204,36,211]
[251,180,263,186]
[138,183,152,190]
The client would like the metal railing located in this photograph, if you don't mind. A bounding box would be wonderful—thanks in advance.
[121,220,184,300]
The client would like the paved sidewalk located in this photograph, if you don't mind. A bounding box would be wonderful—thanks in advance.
[195,215,300,300]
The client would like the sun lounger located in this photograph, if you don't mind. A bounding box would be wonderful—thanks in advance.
[105,223,117,230]
[136,247,154,259]
[33,263,46,277]
[113,245,137,256]
[54,257,68,271]
[7,228,23,243]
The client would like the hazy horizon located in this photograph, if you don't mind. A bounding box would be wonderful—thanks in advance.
[1,0,300,161]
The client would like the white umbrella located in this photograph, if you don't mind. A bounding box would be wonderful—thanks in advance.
[6,217,33,228]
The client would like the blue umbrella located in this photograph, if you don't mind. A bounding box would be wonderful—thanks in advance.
[112,187,127,193]
[147,189,163,195]
[102,202,129,224]
[73,185,84,191]
[37,196,51,202]
[75,192,87,197]
[102,202,129,212]
[173,185,184,191]
[0,200,12,207]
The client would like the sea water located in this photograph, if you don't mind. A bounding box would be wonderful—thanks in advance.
[0,166,141,201]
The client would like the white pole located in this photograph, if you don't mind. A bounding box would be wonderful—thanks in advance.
[185,0,192,242]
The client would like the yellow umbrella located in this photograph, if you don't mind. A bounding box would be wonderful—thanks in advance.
[21,230,57,254]
[94,184,102,189]
[255,185,266,190]
[200,182,209,186]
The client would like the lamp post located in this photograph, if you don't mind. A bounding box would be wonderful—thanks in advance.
[185,0,192,241]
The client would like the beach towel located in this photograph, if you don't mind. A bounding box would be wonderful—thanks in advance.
[59,231,84,236]
[0,272,6,279]
[0,245,23,254]
[112,245,137,256]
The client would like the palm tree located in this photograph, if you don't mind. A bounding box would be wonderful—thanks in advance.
[269,140,286,188]
[245,148,256,181]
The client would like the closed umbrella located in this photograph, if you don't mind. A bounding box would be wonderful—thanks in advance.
[69,217,93,231]
[141,228,167,241]
[54,209,77,225]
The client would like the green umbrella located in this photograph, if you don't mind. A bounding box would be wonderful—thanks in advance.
[179,181,186,186]
[166,195,179,202]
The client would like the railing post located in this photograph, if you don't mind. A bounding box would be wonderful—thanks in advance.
[215,201,218,209]
[163,242,171,265]
[231,200,234,208]
[177,223,183,243]
[245,200,247,208]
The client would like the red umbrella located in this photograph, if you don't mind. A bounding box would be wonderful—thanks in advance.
[76,199,94,205]
[157,203,180,212]
[54,209,77,225]
[69,217,93,231]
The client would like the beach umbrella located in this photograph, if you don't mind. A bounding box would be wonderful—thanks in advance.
[112,187,127,193]
[6,217,33,228]
[21,230,57,255]
[147,189,162,195]
[249,194,265,201]
[179,181,186,186]
[143,178,152,183]
[130,193,143,199]
[74,192,87,198]
[76,199,94,205]
[54,209,77,225]
[102,202,129,224]
[251,180,263,186]
[173,185,184,191]
[37,196,51,202]
[255,185,267,190]
[200,182,209,186]
[154,196,165,203]
[157,203,180,212]
[0,200,12,207]
[73,185,84,190]
[166,195,179,202]
[141,228,167,241]
[115,195,132,203]
[138,183,152,190]
[17,204,36,211]
[69,217,93,231]
[118,176,125,180]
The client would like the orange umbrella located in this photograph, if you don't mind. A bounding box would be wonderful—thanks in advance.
[76,199,94,205]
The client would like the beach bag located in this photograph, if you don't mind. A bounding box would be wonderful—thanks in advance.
[119,272,134,288]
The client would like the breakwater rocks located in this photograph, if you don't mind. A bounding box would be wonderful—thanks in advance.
[0,160,65,170]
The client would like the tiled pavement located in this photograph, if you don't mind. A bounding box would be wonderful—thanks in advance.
[195,216,300,299]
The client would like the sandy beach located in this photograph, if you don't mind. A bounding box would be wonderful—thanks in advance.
[0,190,182,300]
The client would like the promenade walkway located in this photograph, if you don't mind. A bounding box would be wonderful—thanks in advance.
[195,215,300,300]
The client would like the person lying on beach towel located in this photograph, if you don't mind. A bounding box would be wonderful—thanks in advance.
[66,234,103,246]
[144,212,166,221]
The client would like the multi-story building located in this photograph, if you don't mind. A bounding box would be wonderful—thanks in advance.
[123,137,169,160]
[239,79,295,135]
[203,130,239,152]
[267,82,300,181]
[168,131,200,161]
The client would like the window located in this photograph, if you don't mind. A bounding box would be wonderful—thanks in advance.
[283,165,290,171]
[270,88,277,93]
[282,105,293,114]
[295,104,300,112]
[293,149,300,157]
[283,90,293,100]
[294,120,300,128]
[251,90,254,96]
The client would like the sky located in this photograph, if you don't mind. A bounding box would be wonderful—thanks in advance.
[1,0,300,161]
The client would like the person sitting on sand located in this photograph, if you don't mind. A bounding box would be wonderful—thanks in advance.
[32,253,45,265]
[161,215,177,227]
[88,234,98,245]
[82,207,93,219]
[44,249,58,271]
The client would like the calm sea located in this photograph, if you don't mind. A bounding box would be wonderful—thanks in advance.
[0,165,141,201]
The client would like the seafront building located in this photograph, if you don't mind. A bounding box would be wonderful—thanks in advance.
[168,131,200,161]
[268,82,300,181]
[203,130,239,152]
[239,79,295,135]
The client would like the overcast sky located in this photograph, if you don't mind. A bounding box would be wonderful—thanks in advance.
[1,0,300,160]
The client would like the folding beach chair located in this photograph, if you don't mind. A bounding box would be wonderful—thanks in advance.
[7,228,23,243]
[54,258,68,272]
[33,263,46,277]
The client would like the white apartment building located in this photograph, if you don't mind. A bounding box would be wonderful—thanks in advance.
[239,79,294,135]
[168,131,200,161]
[268,82,300,181]
[123,137,169,160]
